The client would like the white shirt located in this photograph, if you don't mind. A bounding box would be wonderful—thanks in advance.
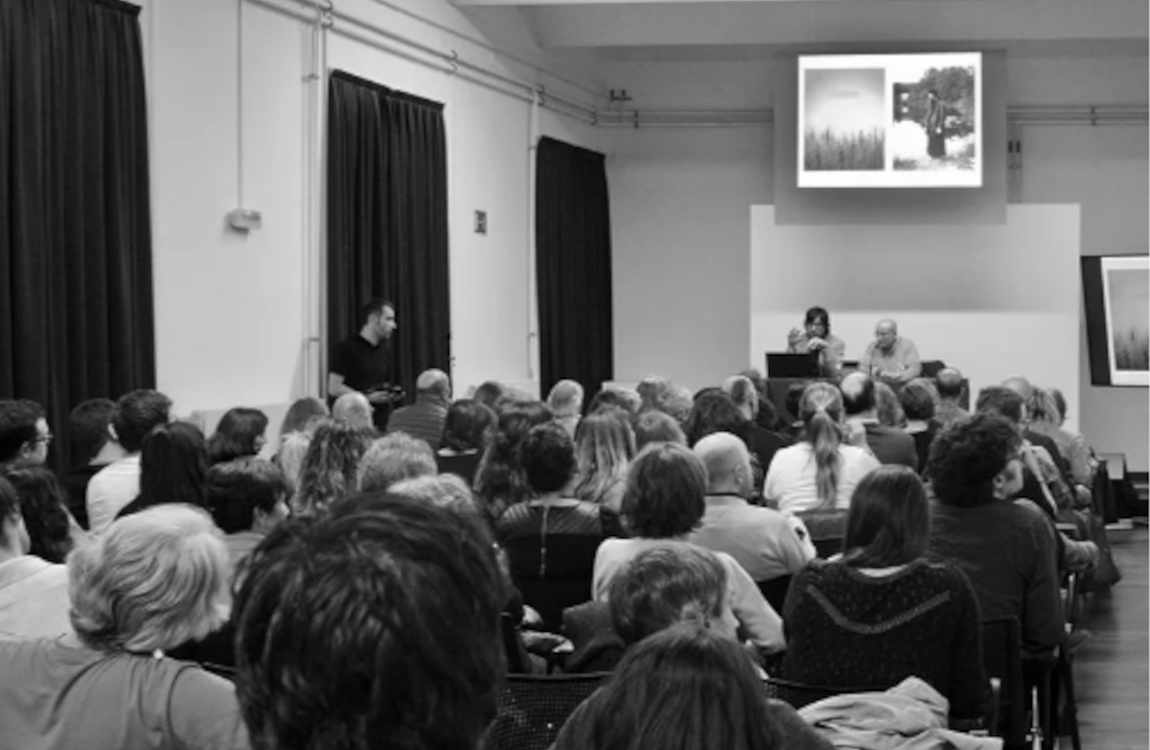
[0,556,71,640]
[763,443,881,513]
[86,455,141,534]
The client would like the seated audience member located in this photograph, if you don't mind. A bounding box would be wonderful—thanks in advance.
[593,442,784,652]
[783,382,808,439]
[1027,387,1093,488]
[386,368,451,449]
[474,400,552,524]
[586,386,640,417]
[330,392,375,431]
[899,378,940,474]
[684,390,767,490]
[633,409,687,450]
[63,398,122,529]
[688,432,814,584]
[927,414,1064,654]
[873,381,907,428]
[471,379,505,408]
[932,367,968,429]
[0,476,71,639]
[387,473,478,517]
[858,318,921,385]
[116,421,209,519]
[436,398,496,485]
[206,407,268,465]
[86,389,172,533]
[787,305,846,377]
[1001,376,1072,479]
[740,368,790,435]
[636,375,672,413]
[357,432,437,493]
[4,467,78,564]
[546,379,584,439]
[780,466,986,719]
[0,399,52,472]
[841,372,917,468]
[496,422,607,630]
[204,458,291,570]
[0,505,247,748]
[723,375,788,471]
[572,408,635,514]
[233,493,504,750]
[292,422,374,516]
[764,383,880,513]
[657,384,695,426]
[552,625,828,750]
[274,398,329,491]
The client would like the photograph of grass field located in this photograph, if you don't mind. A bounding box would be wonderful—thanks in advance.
[800,67,885,173]
[1107,266,1149,374]
[804,127,884,170]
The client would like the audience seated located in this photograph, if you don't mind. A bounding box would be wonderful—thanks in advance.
[899,378,940,474]
[63,398,121,529]
[841,372,917,468]
[572,408,634,514]
[386,368,451,449]
[292,421,374,516]
[586,386,640,417]
[274,397,329,490]
[1001,376,1073,480]
[873,381,907,429]
[593,442,784,651]
[932,367,968,429]
[688,432,814,584]
[1027,386,1093,488]
[435,398,496,485]
[636,375,672,413]
[552,625,829,750]
[546,379,584,439]
[0,399,52,473]
[740,368,790,436]
[206,407,268,465]
[780,466,987,720]
[86,389,172,533]
[723,375,789,473]
[764,383,880,513]
[116,421,209,519]
[474,399,552,524]
[472,379,506,410]
[927,413,1065,654]
[0,475,71,639]
[204,457,290,571]
[633,408,686,450]
[330,392,374,431]
[656,383,695,425]
[496,422,608,630]
[233,491,504,750]
[4,466,78,564]
[0,505,247,748]
[357,431,437,493]
[388,472,478,517]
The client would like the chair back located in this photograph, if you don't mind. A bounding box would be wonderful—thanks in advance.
[796,510,847,559]
[981,617,1026,746]
[756,575,793,613]
[482,672,611,750]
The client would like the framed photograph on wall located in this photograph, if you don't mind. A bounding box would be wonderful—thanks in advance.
[1082,255,1149,387]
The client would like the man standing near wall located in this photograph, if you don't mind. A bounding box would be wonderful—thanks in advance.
[329,299,401,431]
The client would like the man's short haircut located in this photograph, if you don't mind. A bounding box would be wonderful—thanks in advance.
[472,380,505,410]
[621,442,707,538]
[682,390,746,447]
[693,431,750,493]
[205,458,290,534]
[633,409,687,450]
[68,504,230,652]
[331,392,374,430]
[357,432,437,493]
[0,399,45,464]
[68,398,117,463]
[975,386,1025,425]
[636,376,671,412]
[386,473,479,519]
[934,367,965,400]
[440,399,496,453]
[587,387,640,416]
[415,369,450,399]
[899,379,937,421]
[112,389,172,453]
[928,413,1022,508]
[839,372,876,416]
[359,297,394,326]
[233,492,505,750]
[519,422,576,494]
[609,544,727,645]
[546,379,584,418]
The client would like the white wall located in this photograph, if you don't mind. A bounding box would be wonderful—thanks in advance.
[605,52,1148,468]
[143,0,600,415]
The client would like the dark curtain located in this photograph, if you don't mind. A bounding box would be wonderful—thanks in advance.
[0,0,154,472]
[327,70,450,397]
[536,137,613,399]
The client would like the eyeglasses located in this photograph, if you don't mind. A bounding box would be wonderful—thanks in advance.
[35,433,54,445]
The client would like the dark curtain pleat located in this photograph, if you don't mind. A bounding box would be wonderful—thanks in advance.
[326,71,450,397]
[0,0,154,473]
[535,136,614,400]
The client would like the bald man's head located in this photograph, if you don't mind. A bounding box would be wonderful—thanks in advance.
[1001,376,1033,401]
[416,369,451,401]
[693,431,752,496]
[839,371,875,417]
[935,367,965,400]
[332,392,373,430]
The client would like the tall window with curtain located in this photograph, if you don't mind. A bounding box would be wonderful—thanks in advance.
[535,137,614,398]
[0,0,155,472]
[326,70,450,399]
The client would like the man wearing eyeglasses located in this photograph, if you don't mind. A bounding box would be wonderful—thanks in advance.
[0,400,52,471]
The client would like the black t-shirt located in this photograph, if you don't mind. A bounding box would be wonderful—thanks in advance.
[330,334,394,392]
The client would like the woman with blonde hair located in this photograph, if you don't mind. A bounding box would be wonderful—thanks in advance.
[763,383,880,513]
[572,408,635,514]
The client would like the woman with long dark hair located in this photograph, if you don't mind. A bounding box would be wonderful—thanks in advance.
[206,407,269,464]
[115,422,209,519]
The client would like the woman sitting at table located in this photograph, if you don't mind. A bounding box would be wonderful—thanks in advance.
[786,306,846,376]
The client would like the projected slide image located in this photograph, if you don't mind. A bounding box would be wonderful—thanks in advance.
[798,52,982,188]
[1104,258,1149,383]
[802,68,885,171]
